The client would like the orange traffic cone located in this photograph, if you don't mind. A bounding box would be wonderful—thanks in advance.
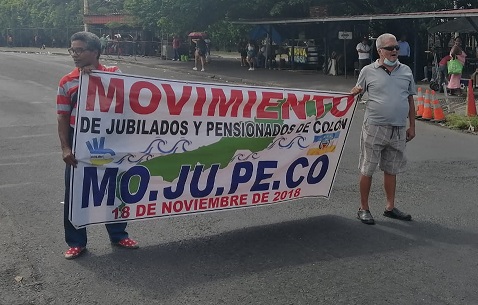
[421,89,433,120]
[415,87,424,118]
[431,92,446,123]
[466,79,477,117]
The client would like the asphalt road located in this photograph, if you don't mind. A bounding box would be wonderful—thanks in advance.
[1,51,478,305]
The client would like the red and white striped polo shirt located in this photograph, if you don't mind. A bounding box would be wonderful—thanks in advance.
[56,64,120,127]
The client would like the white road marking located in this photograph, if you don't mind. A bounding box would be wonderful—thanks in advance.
[0,162,29,166]
[5,133,55,139]
[0,182,35,189]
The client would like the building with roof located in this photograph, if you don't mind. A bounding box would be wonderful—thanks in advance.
[233,8,478,80]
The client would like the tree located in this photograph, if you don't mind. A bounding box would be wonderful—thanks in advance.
[0,0,82,29]
[1,0,476,48]
[124,0,161,31]
[88,0,126,14]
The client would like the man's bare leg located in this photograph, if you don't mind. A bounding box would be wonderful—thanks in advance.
[382,171,411,220]
[359,174,372,211]
[383,172,396,211]
[358,173,375,224]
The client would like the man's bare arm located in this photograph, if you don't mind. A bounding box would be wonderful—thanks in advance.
[57,114,77,167]
[406,95,416,142]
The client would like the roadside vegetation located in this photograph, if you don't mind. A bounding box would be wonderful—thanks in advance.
[1,0,477,52]
[445,113,478,131]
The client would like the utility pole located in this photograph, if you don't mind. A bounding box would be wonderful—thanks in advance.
[453,0,458,38]
[84,0,89,31]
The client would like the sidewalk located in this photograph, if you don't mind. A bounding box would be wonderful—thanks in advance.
[107,50,359,93]
[0,46,472,116]
[0,46,357,92]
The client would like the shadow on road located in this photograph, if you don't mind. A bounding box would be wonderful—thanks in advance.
[75,214,478,299]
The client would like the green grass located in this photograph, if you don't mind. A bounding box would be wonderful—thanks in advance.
[445,113,478,130]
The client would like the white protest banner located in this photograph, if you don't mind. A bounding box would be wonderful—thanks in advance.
[69,72,356,228]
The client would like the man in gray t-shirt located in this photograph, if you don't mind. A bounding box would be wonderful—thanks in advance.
[350,33,417,225]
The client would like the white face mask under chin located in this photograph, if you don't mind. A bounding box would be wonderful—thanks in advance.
[384,58,398,66]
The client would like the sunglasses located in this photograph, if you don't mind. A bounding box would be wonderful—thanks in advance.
[381,45,400,51]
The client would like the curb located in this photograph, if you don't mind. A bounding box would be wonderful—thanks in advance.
[0,48,313,89]
[4,48,278,88]
[110,56,282,88]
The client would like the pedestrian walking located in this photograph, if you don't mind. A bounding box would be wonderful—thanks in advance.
[193,37,207,71]
[172,35,181,61]
[7,34,13,47]
[57,31,139,259]
[99,34,107,55]
[350,33,417,225]
[246,40,257,71]
[237,38,248,67]
[204,35,211,62]
[447,36,467,96]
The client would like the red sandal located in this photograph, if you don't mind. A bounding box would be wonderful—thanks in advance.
[114,238,139,249]
[64,247,85,259]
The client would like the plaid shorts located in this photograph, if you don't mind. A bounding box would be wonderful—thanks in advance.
[359,122,407,176]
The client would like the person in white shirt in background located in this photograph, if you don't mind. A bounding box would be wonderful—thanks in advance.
[356,37,371,71]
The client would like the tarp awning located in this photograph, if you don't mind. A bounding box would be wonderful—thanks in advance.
[249,25,283,44]
[428,17,478,33]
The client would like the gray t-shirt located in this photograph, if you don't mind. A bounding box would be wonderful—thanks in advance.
[356,60,417,126]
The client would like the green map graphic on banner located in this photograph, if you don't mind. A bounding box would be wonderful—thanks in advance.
[137,100,331,183]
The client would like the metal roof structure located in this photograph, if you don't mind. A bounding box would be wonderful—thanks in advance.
[83,14,133,25]
[428,16,478,33]
[232,8,478,81]
[232,8,478,25]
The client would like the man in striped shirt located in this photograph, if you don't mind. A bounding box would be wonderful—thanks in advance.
[57,31,139,259]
